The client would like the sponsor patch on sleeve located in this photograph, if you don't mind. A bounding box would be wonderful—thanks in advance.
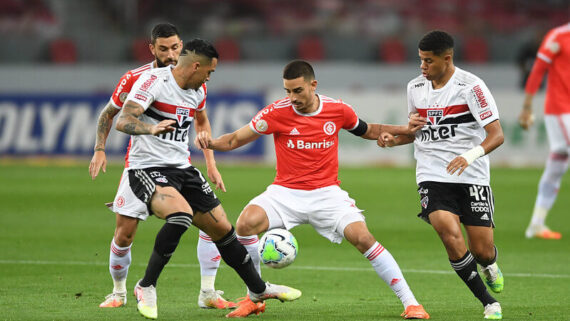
[480,110,493,120]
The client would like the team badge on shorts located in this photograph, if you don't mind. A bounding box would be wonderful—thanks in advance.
[421,196,429,209]
[176,107,190,126]
[323,121,336,135]
[116,196,125,208]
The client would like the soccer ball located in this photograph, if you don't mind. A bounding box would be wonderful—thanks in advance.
[258,229,298,269]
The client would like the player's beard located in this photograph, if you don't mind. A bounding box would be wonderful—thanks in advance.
[156,57,176,68]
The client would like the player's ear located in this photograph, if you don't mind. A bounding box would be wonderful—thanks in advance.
[310,79,318,90]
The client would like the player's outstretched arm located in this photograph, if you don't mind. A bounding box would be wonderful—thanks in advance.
[447,119,504,176]
[377,132,415,148]
[194,109,226,192]
[195,125,260,152]
[116,101,175,135]
[89,102,120,180]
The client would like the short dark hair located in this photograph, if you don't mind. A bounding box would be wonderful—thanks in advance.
[283,60,315,81]
[150,23,180,44]
[418,30,454,56]
[181,38,219,60]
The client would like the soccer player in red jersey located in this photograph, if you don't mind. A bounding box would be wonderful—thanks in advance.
[519,22,570,240]
[195,60,430,319]
[89,24,235,310]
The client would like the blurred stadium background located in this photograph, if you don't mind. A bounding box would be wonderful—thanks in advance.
[1,0,568,165]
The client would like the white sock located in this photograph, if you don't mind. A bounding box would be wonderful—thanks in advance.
[532,153,568,226]
[197,230,221,291]
[237,234,261,276]
[109,239,131,293]
[364,242,418,308]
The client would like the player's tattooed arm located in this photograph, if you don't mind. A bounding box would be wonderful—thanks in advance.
[94,102,120,151]
[116,101,175,136]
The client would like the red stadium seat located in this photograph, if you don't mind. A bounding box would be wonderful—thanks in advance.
[462,36,489,63]
[49,38,77,64]
[215,37,241,62]
[379,38,406,63]
[131,38,153,64]
[297,36,324,61]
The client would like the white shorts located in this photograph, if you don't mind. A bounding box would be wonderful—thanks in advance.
[544,114,570,154]
[113,169,151,220]
[247,184,365,244]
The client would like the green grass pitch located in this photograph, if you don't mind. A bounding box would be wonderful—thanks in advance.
[0,163,568,320]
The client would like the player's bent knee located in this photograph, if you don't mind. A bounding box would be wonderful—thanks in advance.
[236,207,268,236]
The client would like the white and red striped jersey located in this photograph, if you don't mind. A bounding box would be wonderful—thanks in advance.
[109,62,154,109]
[123,65,207,169]
[250,94,359,190]
[407,67,500,185]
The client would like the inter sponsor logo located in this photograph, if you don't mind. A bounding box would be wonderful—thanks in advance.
[287,139,334,149]
[417,124,458,142]
[473,85,488,108]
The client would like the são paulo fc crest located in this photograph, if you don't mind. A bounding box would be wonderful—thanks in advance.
[421,196,429,209]
[323,121,336,135]
[176,107,190,126]
[427,110,443,125]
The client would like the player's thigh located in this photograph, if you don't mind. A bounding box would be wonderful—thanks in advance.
[544,115,570,153]
[343,221,376,254]
[150,185,192,219]
[192,204,233,240]
[114,213,139,246]
[429,210,467,258]
[464,225,495,259]
[236,204,271,236]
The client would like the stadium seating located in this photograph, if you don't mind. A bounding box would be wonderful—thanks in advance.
[296,36,325,61]
[49,38,78,64]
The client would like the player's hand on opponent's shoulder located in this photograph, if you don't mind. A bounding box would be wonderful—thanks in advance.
[194,131,213,150]
[518,109,535,130]
[89,150,107,180]
[377,132,396,148]
[447,155,469,176]
[151,119,176,136]
[408,113,427,133]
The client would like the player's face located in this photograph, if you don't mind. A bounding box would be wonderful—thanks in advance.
[188,58,217,90]
[150,35,183,67]
[283,77,318,113]
[418,49,450,82]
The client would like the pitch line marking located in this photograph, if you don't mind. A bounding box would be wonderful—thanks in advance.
[1,259,569,279]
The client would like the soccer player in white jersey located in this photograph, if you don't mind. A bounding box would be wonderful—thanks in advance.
[113,39,301,319]
[195,60,430,319]
[518,22,570,240]
[89,24,235,310]
[378,30,505,320]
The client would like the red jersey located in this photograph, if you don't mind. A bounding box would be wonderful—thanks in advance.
[250,94,360,190]
[109,62,154,109]
[525,23,570,114]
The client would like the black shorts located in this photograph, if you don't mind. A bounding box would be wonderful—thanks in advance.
[128,166,221,214]
[417,181,495,227]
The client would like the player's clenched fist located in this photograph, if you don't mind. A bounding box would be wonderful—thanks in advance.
[408,113,427,133]
[194,131,212,149]
[377,132,396,148]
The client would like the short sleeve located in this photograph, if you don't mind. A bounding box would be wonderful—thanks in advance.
[407,83,417,117]
[250,104,276,135]
[109,71,135,109]
[465,81,500,128]
[537,29,560,64]
[341,102,359,130]
[125,71,158,110]
[197,84,207,111]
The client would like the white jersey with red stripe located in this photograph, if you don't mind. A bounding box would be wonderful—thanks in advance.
[123,65,207,169]
[407,67,500,185]
[250,94,359,190]
[109,62,154,109]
